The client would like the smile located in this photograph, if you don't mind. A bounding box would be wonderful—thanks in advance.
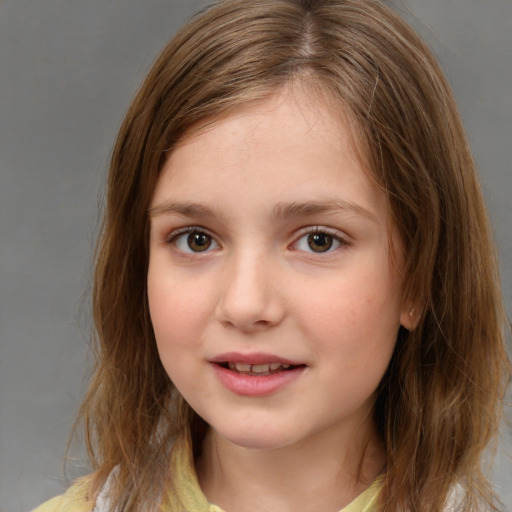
[211,355,306,396]
[222,362,294,376]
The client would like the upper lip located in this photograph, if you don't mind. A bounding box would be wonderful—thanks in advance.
[210,352,303,366]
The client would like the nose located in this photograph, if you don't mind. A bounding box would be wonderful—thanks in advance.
[215,250,285,332]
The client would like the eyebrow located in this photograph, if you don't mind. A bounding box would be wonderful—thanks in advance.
[272,200,378,223]
[148,201,220,218]
[149,199,377,223]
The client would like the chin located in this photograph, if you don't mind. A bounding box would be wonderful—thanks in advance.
[221,434,291,451]
[213,421,301,451]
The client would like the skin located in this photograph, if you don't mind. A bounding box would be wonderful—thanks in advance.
[147,85,412,512]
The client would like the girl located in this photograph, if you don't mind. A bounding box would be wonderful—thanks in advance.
[34,0,510,511]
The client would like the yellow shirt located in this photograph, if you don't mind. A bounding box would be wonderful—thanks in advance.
[32,433,382,512]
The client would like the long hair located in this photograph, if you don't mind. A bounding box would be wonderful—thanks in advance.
[74,1,510,510]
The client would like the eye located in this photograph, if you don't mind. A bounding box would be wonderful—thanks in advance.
[171,229,220,253]
[293,229,346,253]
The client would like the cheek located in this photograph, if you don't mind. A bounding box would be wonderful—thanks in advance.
[292,268,402,360]
[147,268,214,353]
[147,276,212,396]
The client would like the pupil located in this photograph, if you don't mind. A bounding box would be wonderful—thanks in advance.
[188,232,211,252]
[308,233,333,252]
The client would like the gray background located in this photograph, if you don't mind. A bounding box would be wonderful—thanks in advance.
[0,1,510,511]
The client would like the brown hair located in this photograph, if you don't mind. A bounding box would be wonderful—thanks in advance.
[74,0,511,510]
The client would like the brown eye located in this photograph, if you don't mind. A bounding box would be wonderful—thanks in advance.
[172,229,219,253]
[307,233,334,252]
[187,232,213,252]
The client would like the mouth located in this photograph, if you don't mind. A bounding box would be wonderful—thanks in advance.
[210,353,306,396]
[216,361,303,376]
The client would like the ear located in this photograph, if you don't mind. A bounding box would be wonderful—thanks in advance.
[400,303,422,331]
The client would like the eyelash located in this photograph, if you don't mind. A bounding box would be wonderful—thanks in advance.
[292,226,350,254]
[166,226,220,254]
[165,226,351,255]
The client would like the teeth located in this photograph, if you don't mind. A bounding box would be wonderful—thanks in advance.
[226,362,293,374]
[251,363,270,373]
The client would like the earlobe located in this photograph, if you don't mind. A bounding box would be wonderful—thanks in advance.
[400,306,421,331]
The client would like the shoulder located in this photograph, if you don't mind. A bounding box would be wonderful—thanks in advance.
[341,475,383,512]
[31,476,95,512]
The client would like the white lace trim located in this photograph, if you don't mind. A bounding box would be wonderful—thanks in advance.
[444,483,464,510]
[91,470,116,512]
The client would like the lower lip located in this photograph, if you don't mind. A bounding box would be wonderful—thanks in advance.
[212,364,305,397]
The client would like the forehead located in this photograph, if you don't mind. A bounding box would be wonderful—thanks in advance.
[176,81,364,161]
[152,85,386,224]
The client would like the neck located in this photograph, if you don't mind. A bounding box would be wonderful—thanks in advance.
[196,421,385,512]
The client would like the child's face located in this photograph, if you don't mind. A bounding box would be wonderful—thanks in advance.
[148,86,410,451]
